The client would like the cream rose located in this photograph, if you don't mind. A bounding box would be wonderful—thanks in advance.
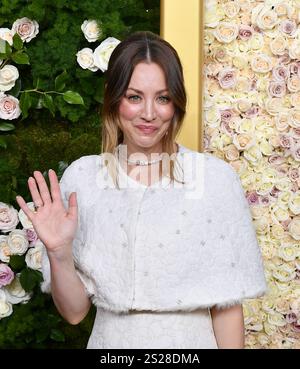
[223,2,240,18]
[291,143,300,162]
[4,274,31,304]
[213,22,239,44]
[224,144,240,161]
[289,110,300,129]
[0,291,13,319]
[267,312,287,327]
[11,17,39,43]
[271,224,285,239]
[291,93,300,108]
[0,94,21,120]
[288,217,300,240]
[0,65,19,92]
[76,48,98,72]
[0,202,19,233]
[275,113,289,131]
[204,108,221,128]
[264,97,285,116]
[0,235,10,263]
[273,263,296,282]
[251,54,273,73]
[249,33,264,51]
[274,3,293,17]
[25,240,43,271]
[278,244,298,262]
[233,133,255,150]
[270,35,287,56]
[287,76,300,93]
[244,146,263,164]
[252,4,278,30]
[93,37,121,72]
[18,202,35,229]
[0,28,15,46]
[81,20,102,42]
[7,229,29,256]
[289,40,300,60]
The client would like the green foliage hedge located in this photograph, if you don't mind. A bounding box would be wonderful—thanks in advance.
[0,0,159,348]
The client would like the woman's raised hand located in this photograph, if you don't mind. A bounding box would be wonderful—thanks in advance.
[16,169,78,257]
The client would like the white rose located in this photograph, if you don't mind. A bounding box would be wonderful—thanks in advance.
[287,76,300,93]
[270,35,287,56]
[273,263,296,282]
[288,192,300,215]
[0,65,19,92]
[7,229,29,256]
[0,94,21,120]
[81,20,102,42]
[223,2,240,18]
[252,5,278,30]
[25,240,43,271]
[204,8,222,28]
[288,217,300,240]
[278,243,298,262]
[11,17,39,43]
[267,312,287,327]
[233,133,255,150]
[251,54,273,73]
[213,22,239,43]
[249,33,264,51]
[264,97,285,116]
[0,235,10,263]
[0,291,13,319]
[4,274,31,304]
[76,48,98,72]
[0,202,19,233]
[18,202,35,229]
[0,28,15,46]
[93,37,121,73]
[274,3,293,17]
[289,40,300,60]
[244,146,263,164]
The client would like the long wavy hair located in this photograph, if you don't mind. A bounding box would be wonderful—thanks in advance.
[101,31,187,188]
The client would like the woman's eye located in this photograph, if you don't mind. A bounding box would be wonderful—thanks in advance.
[158,95,171,103]
[127,95,141,102]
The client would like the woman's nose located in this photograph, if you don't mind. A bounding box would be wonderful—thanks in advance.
[141,99,157,121]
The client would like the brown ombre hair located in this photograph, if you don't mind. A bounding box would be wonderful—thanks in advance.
[101,31,187,188]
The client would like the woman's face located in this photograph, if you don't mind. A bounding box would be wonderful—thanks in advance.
[118,62,175,153]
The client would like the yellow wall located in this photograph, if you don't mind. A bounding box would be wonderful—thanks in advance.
[160,0,204,152]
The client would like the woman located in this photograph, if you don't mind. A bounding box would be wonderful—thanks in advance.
[16,31,267,349]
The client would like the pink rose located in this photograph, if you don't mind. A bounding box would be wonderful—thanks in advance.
[278,53,291,65]
[0,94,21,120]
[291,143,300,162]
[280,218,292,230]
[26,228,38,245]
[0,263,14,287]
[268,154,285,166]
[280,19,297,36]
[286,312,297,324]
[290,62,300,75]
[238,24,254,41]
[260,196,270,206]
[11,17,39,43]
[0,202,19,233]
[288,168,300,182]
[246,191,259,206]
[292,322,300,333]
[272,66,289,82]
[279,134,294,149]
[245,105,260,118]
[218,68,237,89]
[291,128,300,139]
[270,186,280,198]
[220,109,234,123]
[268,81,286,98]
[220,121,234,136]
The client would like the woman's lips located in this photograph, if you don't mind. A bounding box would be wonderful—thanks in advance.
[135,125,157,134]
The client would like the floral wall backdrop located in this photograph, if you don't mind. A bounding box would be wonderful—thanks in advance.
[204,0,300,348]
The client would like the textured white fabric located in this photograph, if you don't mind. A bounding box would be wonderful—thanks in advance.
[41,143,267,348]
[87,307,218,349]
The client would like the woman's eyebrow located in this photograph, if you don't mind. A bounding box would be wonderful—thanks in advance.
[127,87,169,94]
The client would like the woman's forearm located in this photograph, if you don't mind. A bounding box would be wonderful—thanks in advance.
[210,304,245,349]
[48,246,91,325]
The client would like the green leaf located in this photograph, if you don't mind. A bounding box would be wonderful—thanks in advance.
[55,70,68,92]
[42,94,55,116]
[13,33,23,50]
[11,52,30,65]
[19,92,32,119]
[0,123,15,131]
[50,329,65,342]
[63,91,84,105]
[9,255,26,272]
[20,268,43,292]
[0,39,6,54]
[0,137,7,149]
